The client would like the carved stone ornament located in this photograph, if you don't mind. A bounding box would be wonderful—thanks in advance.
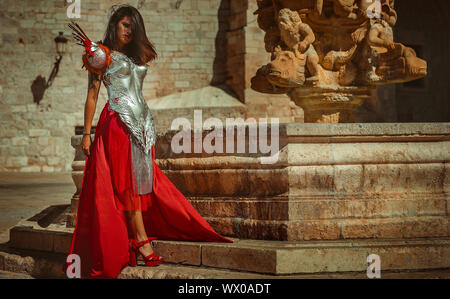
[251,0,427,123]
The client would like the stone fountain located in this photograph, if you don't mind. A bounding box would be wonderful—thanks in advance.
[251,0,427,123]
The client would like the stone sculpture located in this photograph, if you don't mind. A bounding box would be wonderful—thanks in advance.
[252,0,427,123]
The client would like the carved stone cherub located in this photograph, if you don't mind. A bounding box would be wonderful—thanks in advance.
[362,17,395,82]
[332,0,359,19]
[364,14,426,83]
[277,8,320,83]
[380,0,397,27]
[368,18,395,51]
[253,0,426,90]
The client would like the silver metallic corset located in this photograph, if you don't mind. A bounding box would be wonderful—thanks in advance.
[102,52,156,194]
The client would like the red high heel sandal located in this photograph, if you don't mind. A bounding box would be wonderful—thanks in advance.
[128,239,163,267]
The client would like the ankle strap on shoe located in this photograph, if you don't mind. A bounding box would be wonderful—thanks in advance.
[137,239,150,248]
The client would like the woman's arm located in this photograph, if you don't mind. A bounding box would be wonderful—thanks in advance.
[81,71,101,156]
[68,22,110,155]
[84,71,101,134]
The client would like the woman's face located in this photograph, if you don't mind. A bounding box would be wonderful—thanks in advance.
[116,16,133,48]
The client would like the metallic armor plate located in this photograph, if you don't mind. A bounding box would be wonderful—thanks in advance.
[94,50,156,195]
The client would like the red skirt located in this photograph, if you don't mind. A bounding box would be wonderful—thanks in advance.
[65,102,232,278]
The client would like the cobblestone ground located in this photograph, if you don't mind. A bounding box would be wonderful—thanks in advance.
[0,172,74,244]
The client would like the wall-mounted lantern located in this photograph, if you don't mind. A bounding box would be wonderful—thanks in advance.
[31,32,68,105]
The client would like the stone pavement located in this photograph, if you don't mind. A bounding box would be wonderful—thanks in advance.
[0,172,75,244]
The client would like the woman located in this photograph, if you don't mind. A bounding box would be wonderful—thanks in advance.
[66,4,232,279]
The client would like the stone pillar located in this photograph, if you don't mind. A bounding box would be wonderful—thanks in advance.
[289,86,373,123]
[66,128,94,228]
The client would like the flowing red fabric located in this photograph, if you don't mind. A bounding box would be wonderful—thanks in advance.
[65,102,232,279]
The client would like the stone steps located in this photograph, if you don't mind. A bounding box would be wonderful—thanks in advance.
[0,270,33,279]
[7,224,450,276]
[0,247,278,279]
[2,244,450,279]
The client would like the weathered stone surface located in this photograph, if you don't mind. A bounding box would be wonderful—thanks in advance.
[0,270,33,279]
[340,217,450,239]
[10,226,54,252]
[0,252,35,275]
[288,197,447,220]
[287,220,341,241]
[164,168,288,197]
[192,197,290,221]
[0,249,66,279]
[202,244,278,274]
[151,240,201,266]
[275,239,450,274]
[288,163,448,195]
[10,225,73,254]
[287,142,450,165]
[52,231,72,253]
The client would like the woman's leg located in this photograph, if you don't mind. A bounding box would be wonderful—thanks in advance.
[126,211,155,257]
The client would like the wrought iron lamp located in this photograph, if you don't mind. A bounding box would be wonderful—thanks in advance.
[31,32,68,105]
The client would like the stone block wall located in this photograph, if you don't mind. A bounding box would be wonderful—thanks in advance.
[0,0,447,172]
[0,0,233,172]
[0,0,88,172]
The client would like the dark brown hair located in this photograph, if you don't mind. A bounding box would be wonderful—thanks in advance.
[102,4,157,66]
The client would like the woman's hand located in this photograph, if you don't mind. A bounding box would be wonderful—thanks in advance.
[81,134,92,156]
